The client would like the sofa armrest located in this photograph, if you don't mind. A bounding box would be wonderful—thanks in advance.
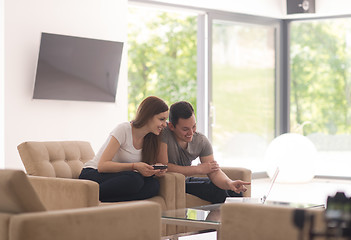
[0,213,11,240]
[168,172,186,209]
[10,201,161,240]
[158,173,186,235]
[221,167,252,197]
[28,176,99,210]
[157,173,175,210]
[158,172,186,210]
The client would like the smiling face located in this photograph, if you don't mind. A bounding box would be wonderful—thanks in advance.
[169,114,196,143]
[147,111,169,135]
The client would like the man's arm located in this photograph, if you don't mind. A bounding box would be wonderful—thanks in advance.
[167,162,217,176]
[202,155,250,193]
[201,155,231,188]
[158,142,219,176]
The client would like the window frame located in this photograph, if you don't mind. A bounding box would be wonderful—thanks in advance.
[128,0,351,179]
[205,11,283,141]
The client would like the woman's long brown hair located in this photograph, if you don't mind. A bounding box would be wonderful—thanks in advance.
[132,96,168,164]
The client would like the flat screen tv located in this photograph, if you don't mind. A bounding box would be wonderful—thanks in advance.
[33,32,123,102]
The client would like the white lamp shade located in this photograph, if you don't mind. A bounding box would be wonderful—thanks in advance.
[265,133,317,183]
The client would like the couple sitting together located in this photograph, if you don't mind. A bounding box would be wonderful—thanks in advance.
[79,96,250,204]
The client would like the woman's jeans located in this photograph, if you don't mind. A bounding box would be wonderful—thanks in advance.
[79,168,160,202]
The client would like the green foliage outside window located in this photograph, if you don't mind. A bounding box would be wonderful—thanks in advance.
[128,9,351,138]
[128,8,197,120]
[290,19,351,135]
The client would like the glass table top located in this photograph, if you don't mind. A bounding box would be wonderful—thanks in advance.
[162,204,222,224]
[162,199,325,223]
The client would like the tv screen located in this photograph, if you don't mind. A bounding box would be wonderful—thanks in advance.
[33,32,123,102]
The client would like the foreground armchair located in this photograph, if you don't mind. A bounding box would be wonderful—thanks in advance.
[0,169,161,240]
[220,202,326,240]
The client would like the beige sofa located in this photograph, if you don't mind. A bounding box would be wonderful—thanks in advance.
[17,141,251,210]
[220,202,327,240]
[17,141,252,236]
[17,141,185,235]
[0,169,161,240]
[17,141,183,211]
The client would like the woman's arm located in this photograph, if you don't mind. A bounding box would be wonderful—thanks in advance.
[156,142,169,165]
[97,136,133,173]
[98,136,158,176]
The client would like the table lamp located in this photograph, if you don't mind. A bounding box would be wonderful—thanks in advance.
[264,133,317,183]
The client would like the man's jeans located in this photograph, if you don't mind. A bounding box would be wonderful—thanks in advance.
[185,177,242,204]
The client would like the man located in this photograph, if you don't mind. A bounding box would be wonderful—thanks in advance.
[158,101,250,204]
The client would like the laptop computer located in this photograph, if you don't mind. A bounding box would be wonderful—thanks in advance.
[225,167,280,204]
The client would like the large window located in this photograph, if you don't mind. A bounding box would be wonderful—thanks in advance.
[128,3,280,173]
[290,18,351,177]
[209,17,278,172]
[128,2,351,178]
[128,5,198,120]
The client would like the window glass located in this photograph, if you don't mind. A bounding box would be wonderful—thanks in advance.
[128,6,198,120]
[211,20,276,172]
[290,18,351,177]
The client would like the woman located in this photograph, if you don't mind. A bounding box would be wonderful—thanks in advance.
[79,96,169,202]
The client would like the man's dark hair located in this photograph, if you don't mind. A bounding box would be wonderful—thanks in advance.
[169,101,194,127]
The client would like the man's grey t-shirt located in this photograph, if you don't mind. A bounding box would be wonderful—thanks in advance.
[160,126,213,166]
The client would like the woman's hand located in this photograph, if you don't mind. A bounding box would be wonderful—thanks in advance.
[154,168,167,177]
[134,162,159,177]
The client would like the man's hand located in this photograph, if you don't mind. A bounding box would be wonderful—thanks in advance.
[197,160,220,175]
[227,180,251,194]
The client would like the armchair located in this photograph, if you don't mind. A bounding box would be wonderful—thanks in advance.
[220,202,326,240]
[0,169,161,240]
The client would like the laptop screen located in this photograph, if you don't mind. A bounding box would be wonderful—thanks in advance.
[262,167,280,204]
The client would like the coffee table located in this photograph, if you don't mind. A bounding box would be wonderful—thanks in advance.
[161,200,325,240]
[162,204,221,240]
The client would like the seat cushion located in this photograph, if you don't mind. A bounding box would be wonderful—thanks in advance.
[0,169,46,213]
[186,193,210,208]
[17,141,95,178]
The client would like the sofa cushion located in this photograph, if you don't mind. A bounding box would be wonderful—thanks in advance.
[17,141,95,178]
[0,170,46,213]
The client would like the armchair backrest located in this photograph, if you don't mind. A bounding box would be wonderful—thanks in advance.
[0,169,46,213]
[220,202,326,240]
[17,141,95,179]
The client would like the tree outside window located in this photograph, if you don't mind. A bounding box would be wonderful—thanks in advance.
[128,6,197,120]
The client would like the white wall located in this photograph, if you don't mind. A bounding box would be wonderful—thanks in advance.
[4,0,128,170]
[1,0,4,168]
[316,0,351,16]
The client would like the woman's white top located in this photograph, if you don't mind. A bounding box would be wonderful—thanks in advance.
[83,122,142,169]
